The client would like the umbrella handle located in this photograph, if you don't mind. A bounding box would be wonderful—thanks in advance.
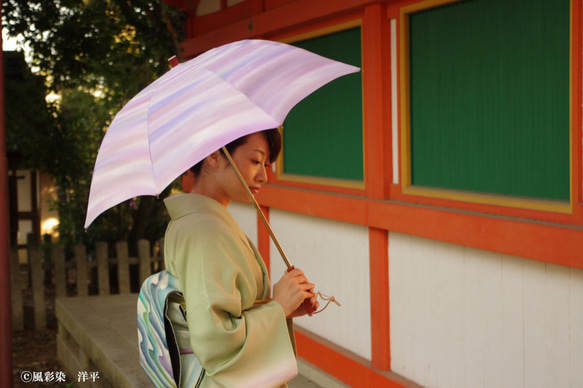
[221,147,293,270]
[223,147,339,315]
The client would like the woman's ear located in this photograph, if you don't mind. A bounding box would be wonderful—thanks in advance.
[206,151,222,168]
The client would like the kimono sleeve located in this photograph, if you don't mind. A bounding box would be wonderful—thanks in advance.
[170,220,298,388]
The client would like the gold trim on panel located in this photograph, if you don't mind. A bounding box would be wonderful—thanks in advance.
[276,172,365,190]
[278,19,363,44]
[403,186,572,214]
[399,0,574,214]
[276,20,366,190]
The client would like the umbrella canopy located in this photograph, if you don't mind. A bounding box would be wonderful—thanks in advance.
[85,39,360,228]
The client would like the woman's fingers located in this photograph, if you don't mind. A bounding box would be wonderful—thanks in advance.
[300,282,315,291]
[285,268,314,286]
[274,267,321,318]
[286,268,304,276]
[285,269,306,281]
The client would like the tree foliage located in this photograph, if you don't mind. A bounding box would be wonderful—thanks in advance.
[3,0,186,254]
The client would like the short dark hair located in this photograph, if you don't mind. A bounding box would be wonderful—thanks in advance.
[189,128,282,177]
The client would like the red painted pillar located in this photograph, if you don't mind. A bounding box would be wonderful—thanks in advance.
[0,2,15,385]
[362,2,392,371]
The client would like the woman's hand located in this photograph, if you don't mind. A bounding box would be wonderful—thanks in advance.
[289,291,319,318]
[273,268,319,318]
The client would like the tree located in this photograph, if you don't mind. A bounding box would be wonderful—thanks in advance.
[3,0,186,254]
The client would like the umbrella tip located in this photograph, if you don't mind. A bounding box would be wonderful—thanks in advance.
[168,55,180,68]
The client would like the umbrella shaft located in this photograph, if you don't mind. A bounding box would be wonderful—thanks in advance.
[221,147,293,269]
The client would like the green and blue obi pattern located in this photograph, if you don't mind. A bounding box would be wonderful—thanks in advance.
[137,270,205,387]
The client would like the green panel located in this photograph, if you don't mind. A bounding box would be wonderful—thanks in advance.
[409,0,570,201]
[283,28,363,181]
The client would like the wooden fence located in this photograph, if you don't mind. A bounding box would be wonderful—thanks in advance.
[10,236,164,331]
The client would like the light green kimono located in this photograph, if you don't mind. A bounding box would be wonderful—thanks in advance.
[164,193,297,388]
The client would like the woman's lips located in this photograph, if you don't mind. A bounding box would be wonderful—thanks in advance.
[249,187,260,195]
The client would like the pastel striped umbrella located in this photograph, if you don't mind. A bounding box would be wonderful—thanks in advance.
[85,39,360,228]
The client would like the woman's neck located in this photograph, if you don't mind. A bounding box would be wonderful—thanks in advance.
[190,176,231,208]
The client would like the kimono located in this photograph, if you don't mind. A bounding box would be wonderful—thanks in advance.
[164,193,298,388]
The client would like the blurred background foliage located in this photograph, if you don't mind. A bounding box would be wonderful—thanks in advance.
[3,0,187,256]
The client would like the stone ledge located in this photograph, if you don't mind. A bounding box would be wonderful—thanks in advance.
[56,294,332,388]
[56,294,150,388]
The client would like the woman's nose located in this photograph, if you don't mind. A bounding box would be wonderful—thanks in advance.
[257,165,267,183]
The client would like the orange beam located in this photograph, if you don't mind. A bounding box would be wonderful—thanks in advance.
[257,185,583,270]
[258,185,369,224]
[295,328,420,388]
[180,0,382,57]
[368,199,583,270]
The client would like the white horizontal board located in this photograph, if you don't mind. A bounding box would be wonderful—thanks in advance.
[389,232,583,388]
[270,209,371,360]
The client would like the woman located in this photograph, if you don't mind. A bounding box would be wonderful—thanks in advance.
[163,128,319,387]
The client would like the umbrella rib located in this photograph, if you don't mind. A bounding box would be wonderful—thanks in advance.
[221,147,293,270]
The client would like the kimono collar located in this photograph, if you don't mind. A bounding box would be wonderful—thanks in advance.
[164,193,249,244]
[165,193,270,298]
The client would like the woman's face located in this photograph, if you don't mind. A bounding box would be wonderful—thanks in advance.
[214,132,271,206]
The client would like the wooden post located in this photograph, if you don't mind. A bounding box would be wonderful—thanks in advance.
[138,239,151,286]
[28,236,46,330]
[75,244,88,297]
[9,246,23,331]
[42,234,52,287]
[96,242,110,296]
[116,241,130,294]
[53,245,66,299]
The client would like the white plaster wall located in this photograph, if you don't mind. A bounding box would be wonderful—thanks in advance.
[389,232,583,388]
[269,209,371,360]
[227,201,258,247]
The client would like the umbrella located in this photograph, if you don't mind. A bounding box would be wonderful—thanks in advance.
[85,39,360,229]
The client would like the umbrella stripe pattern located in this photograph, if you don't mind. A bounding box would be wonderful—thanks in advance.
[85,39,360,228]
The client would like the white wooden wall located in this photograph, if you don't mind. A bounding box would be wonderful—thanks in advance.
[389,232,583,388]
[270,209,372,360]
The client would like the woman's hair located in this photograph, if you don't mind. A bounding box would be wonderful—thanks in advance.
[189,127,282,177]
